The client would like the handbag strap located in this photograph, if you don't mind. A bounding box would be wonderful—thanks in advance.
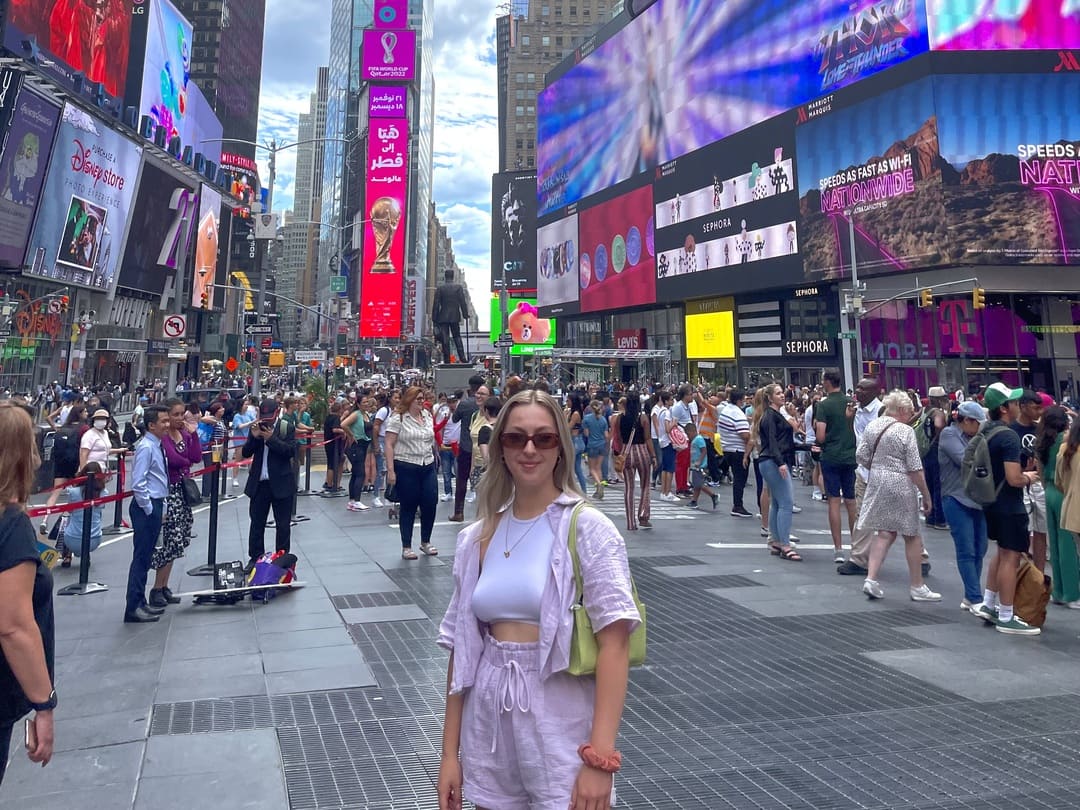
[867,420,899,471]
[567,500,641,608]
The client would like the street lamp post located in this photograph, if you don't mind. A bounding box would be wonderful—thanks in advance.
[843,210,865,390]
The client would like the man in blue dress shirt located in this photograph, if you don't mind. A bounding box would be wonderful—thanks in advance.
[124,406,171,623]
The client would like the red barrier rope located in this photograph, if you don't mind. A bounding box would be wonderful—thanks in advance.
[28,489,132,518]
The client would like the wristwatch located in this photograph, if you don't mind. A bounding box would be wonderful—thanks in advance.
[29,688,57,712]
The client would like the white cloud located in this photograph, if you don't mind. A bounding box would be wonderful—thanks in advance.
[256,0,500,329]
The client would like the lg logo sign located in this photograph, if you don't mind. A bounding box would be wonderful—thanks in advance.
[375,0,407,27]
[133,0,146,14]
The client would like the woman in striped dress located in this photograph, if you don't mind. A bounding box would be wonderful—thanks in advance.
[614,390,656,531]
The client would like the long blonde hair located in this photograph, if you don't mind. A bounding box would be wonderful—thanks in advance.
[0,402,40,506]
[475,389,584,545]
[747,385,778,450]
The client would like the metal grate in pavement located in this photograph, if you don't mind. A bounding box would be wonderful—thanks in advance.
[331,591,413,609]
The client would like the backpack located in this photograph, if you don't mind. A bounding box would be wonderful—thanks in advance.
[52,427,80,470]
[1014,555,1051,628]
[961,422,1010,506]
[669,423,689,452]
[913,412,931,458]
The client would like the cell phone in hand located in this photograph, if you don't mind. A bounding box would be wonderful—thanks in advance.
[25,717,36,750]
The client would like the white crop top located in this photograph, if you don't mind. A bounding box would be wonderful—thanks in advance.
[471,512,556,625]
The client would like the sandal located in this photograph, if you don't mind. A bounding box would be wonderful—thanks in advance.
[419,543,438,556]
[768,542,782,556]
[401,549,418,560]
[779,546,802,562]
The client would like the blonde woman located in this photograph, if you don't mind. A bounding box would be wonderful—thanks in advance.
[857,390,938,601]
[744,388,772,541]
[437,390,640,810]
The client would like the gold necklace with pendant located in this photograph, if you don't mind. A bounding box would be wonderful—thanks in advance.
[503,513,544,558]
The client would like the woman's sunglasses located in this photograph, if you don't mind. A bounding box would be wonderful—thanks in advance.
[501,431,561,450]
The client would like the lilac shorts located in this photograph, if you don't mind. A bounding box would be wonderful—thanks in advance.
[461,635,602,809]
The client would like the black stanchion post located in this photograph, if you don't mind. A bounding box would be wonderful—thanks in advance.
[186,449,221,577]
[291,452,309,524]
[104,451,125,535]
[57,473,108,596]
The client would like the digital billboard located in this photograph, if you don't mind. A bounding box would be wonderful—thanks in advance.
[536,211,578,317]
[115,161,196,297]
[25,104,141,290]
[192,186,222,308]
[0,72,61,269]
[654,115,802,300]
[797,72,949,280]
[578,182,655,313]
[491,171,537,291]
[489,297,556,356]
[369,86,408,118]
[133,0,194,148]
[935,70,1080,265]
[360,118,408,338]
[537,0,930,216]
[928,0,1080,50]
[3,0,132,109]
[373,0,408,28]
[361,29,417,82]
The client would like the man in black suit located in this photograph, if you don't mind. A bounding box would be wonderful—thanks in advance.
[432,270,470,363]
[243,398,297,563]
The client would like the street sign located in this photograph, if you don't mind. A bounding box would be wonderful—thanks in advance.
[245,324,273,335]
[225,357,239,373]
[494,338,514,349]
[330,276,347,293]
[295,350,327,362]
[837,331,857,340]
[163,314,187,339]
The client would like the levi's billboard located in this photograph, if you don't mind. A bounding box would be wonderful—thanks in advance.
[360,119,408,338]
[24,103,142,291]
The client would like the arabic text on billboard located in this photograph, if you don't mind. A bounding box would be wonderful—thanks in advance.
[361,29,417,82]
[360,119,408,338]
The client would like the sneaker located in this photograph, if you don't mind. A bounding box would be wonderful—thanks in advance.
[38,520,48,537]
[465,492,476,504]
[347,501,369,512]
[1066,600,1080,610]
[707,480,721,488]
[863,578,884,599]
[686,501,699,509]
[373,497,385,508]
[760,526,769,538]
[791,505,803,513]
[659,492,676,502]
[910,584,942,602]
[960,598,975,611]
[811,491,824,501]
[970,602,999,623]
[996,615,1041,635]
[837,560,868,576]
[594,483,605,500]
[730,506,753,518]
[639,519,652,529]
[233,479,240,488]
[710,493,719,511]
[833,549,845,564]
[439,492,452,502]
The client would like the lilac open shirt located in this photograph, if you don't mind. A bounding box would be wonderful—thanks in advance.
[438,493,641,695]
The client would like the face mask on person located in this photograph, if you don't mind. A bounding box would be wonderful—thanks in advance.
[94,419,107,430]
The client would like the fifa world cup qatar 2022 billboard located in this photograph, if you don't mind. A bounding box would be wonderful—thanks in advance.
[360,118,409,338]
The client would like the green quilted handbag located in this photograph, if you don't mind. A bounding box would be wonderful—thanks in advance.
[567,501,647,676]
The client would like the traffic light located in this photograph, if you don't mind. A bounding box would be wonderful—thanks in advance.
[59,295,69,313]
[200,289,209,309]
[972,287,986,310]
[919,288,933,308]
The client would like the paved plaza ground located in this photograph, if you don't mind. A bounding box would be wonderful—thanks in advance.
[7,472,1080,809]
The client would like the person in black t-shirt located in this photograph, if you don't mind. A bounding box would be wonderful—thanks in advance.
[1011,390,1046,572]
[971,384,1042,636]
[0,402,56,782]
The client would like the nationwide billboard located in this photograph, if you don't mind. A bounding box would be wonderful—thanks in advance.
[578,180,655,313]
[3,0,132,110]
[935,69,1080,265]
[114,160,196,297]
[927,0,1080,50]
[654,114,802,300]
[0,71,61,269]
[537,0,930,216]
[796,68,949,280]
[24,103,141,290]
[491,171,537,291]
[359,118,408,338]
[536,210,578,317]
[490,297,556,356]
[361,28,417,82]
[192,185,223,308]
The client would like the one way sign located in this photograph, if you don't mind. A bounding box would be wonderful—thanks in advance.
[245,324,273,335]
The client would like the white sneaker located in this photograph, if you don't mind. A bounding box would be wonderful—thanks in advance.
[465,492,476,504]
[232,479,239,488]
[811,491,824,501]
[347,501,370,512]
[910,584,942,602]
[791,505,803,513]
[373,497,385,508]
[863,579,884,599]
[440,492,451,502]
[960,598,974,610]
[833,549,845,564]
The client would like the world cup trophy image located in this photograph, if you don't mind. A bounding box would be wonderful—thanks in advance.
[369,196,402,274]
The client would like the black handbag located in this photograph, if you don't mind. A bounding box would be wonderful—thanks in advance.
[383,483,399,503]
[182,476,202,506]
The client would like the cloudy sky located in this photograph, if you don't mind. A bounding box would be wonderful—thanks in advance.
[254,0,498,329]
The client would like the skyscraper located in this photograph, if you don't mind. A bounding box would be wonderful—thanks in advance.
[177,0,267,162]
[495,0,615,173]
[319,0,434,349]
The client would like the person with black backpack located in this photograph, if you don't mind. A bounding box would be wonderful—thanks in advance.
[39,406,88,563]
[968,383,1042,636]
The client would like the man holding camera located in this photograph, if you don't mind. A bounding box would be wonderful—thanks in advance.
[242,399,297,564]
